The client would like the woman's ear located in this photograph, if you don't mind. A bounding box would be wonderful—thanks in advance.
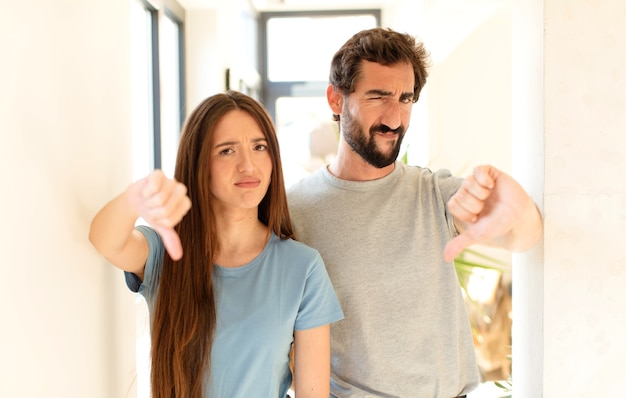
[326,84,343,115]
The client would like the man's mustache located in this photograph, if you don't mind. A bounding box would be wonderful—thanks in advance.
[371,124,404,135]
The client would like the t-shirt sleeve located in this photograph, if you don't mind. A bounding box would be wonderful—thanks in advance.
[434,168,463,202]
[123,225,164,303]
[433,169,464,237]
[294,252,344,331]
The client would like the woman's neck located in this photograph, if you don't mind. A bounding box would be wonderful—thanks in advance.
[213,209,270,268]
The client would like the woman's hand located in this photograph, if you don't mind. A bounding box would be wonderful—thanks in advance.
[126,170,192,260]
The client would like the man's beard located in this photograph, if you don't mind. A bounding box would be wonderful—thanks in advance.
[341,109,405,168]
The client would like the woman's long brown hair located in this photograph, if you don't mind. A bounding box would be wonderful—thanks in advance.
[150,91,295,397]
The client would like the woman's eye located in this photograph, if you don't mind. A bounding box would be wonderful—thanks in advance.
[255,144,268,151]
[220,148,234,155]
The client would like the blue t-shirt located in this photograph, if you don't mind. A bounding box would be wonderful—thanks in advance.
[125,226,344,398]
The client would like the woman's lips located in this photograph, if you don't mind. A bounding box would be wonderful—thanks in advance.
[235,179,261,188]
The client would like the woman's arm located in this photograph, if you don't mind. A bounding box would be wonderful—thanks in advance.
[293,324,331,398]
[88,170,191,279]
[88,189,149,279]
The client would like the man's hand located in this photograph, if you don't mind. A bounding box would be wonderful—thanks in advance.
[443,165,542,262]
[126,170,192,260]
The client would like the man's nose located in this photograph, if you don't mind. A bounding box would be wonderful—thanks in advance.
[381,101,402,130]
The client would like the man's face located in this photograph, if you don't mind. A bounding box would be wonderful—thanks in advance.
[340,61,415,168]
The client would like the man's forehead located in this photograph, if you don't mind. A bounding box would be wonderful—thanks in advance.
[355,61,415,94]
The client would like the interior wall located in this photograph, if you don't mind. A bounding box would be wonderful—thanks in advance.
[510,0,545,395]
[510,0,626,395]
[426,4,512,176]
[184,0,258,112]
[389,0,513,178]
[0,1,258,397]
[539,0,626,395]
[0,1,137,397]
[184,8,222,110]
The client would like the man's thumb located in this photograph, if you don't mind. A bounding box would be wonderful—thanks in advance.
[443,233,474,263]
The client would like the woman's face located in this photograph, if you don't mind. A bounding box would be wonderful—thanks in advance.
[209,109,273,213]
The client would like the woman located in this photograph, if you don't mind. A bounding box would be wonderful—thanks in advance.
[89,91,343,398]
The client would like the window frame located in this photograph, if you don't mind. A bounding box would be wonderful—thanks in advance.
[258,9,381,119]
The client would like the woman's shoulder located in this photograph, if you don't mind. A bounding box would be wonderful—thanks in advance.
[269,235,322,265]
[272,235,319,255]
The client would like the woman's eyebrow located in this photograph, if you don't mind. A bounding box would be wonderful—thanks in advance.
[214,136,267,148]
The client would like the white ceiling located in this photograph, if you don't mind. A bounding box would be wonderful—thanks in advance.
[250,0,396,10]
[176,0,509,64]
[178,0,398,12]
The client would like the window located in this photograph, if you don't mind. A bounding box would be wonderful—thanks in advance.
[259,10,380,187]
[130,1,185,396]
[131,0,185,180]
[130,0,157,182]
[159,9,185,177]
[265,13,378,82]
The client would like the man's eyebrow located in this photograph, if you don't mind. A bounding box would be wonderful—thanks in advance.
[365,89,414,100]
[400,92,415,101]
[365,89,393,97]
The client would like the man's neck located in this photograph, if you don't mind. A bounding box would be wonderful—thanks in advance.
[328,151,396,181]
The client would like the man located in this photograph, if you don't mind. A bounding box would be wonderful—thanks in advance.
[287,27,542,397]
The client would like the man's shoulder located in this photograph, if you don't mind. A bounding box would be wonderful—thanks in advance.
[287,169,326,198]
[399,163,460,183]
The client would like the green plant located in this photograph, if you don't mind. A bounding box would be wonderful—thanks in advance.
[494,377,512,398]
[453,248,508,291]
[455,248,513,395]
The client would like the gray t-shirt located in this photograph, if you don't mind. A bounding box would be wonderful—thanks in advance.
[287,162,479,397]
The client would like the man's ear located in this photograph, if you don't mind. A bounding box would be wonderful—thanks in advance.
[326,84,343,115]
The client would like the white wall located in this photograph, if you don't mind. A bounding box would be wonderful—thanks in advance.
[390,0,513,176]
[185,8,222,108]
[514,0,626,396]
[0,1,137,397]
[0,1,256,397]
[426,4,512,175]
[184,0,258,111]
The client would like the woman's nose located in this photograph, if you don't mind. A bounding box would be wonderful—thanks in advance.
[237,149,255,173]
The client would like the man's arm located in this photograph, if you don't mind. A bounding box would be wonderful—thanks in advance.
[444,165,543,262]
